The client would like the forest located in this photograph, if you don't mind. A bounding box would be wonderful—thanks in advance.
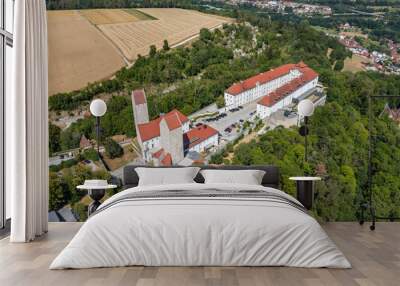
[48,6,400,222]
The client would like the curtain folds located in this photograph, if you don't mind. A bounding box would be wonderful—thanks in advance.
[8,0,49,242]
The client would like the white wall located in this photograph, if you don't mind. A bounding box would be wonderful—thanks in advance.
[141,122,189,162]
[182,122,190,133]
[142,136,160,162]
[257,78,318,119]
[188,134,219,153]
[224,69,302,108]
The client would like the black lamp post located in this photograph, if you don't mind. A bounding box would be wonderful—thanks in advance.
[298,99,315,162]
[89,99,107,156]
[291,99,319,211]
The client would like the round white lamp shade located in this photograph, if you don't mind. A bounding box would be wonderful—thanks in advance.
[90,99,107,117]
[298,99,315,117]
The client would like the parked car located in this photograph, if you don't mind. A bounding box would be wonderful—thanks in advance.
[284,110,297,118]
[239,119,244,123]
[224,127,232,133]
[238,106,243,109]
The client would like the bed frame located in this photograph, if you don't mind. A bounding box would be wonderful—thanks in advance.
[122,165,280,190]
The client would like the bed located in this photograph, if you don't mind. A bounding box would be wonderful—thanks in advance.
[50,165,351,269]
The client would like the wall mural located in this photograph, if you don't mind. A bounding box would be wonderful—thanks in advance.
[47,2,400,222]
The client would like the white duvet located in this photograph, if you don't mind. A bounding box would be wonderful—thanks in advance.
[50,183,351,269]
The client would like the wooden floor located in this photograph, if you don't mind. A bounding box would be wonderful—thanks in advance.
[0,222,399,286]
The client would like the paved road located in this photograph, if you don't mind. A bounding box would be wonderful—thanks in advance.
[197,101,258,133]
[49,140,133,166]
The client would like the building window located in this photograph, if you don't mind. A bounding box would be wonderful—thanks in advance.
[0,0,14,230]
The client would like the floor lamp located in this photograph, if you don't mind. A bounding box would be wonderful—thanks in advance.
[90,99,107,156]
[298,99,315,162]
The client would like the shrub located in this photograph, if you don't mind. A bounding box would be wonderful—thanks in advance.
[82,148,99,161]
[72,202,87,222]
[104,138,124,159]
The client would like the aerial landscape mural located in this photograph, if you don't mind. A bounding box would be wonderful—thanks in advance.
[46,0,400,223]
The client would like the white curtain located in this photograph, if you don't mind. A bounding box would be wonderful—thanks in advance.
[7,0,49,242]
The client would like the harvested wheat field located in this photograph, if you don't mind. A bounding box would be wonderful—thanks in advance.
[98,8,232,61]
[80,9,146,25]
[47,8,232,96]
[47,10,125,95]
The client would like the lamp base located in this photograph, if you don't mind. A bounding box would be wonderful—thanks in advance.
[87,189,105,216]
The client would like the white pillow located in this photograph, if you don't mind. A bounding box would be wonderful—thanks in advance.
[200,169,266,185]
[136,167,200,186]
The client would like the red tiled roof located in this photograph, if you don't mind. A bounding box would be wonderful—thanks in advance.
[258,66,318,107]
[226,62,315,96]
[152,148,164,159]
[163,111,184,131]
[151,148,172,166]
[137,109,189,142]
[161,153,172,166]
[152,149,172,166]
[137,117,162,142]
[132,89,146,105]
[79,134,91,149]
[183,124,218,149]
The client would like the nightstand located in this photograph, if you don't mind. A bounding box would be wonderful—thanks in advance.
[289,177,321,210]
[77,180,117,216]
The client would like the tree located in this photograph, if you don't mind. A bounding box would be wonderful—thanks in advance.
[82,148,99,161]
[199,28,212,42]
[49,172,70,211]
[216,95,225,108]
[334,60,344,71]
[163,39,170,51]
[60,128,81,150]
[49,122,61,155]
[104,138,124,159]
[149,44,157,57]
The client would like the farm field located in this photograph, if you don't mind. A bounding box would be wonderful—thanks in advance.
[47,10,125,95]
[47,8,232,96]
[80,9,141,25]
[98,8,232,61]
[340,31,368,39]
[343,54,373,72]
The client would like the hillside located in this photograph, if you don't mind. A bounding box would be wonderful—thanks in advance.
[48,10,400,222]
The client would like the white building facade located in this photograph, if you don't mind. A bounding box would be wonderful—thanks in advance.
[224,66,303,108]
[187,133,219,153]
[257,77,318,119]
[224,62,319,119]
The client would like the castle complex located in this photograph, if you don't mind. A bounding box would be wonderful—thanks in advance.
[132,90,219,166]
